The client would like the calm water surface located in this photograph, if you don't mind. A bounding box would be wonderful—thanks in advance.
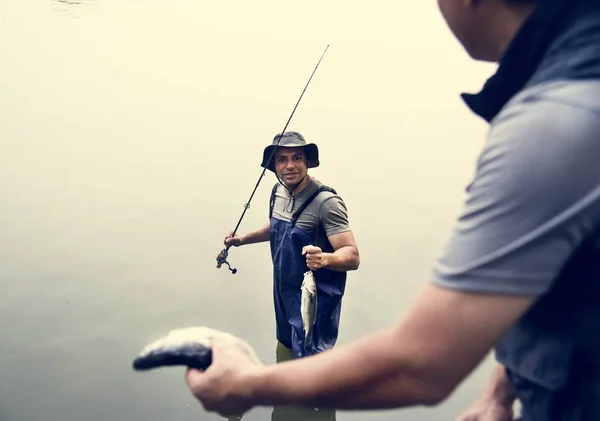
[0,1,500,420]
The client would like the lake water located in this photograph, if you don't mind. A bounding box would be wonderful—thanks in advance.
[0,1,502,420]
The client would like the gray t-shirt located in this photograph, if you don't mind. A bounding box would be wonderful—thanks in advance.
[431,79,600,295]
[270,178,351,251]
[432,79,600,419]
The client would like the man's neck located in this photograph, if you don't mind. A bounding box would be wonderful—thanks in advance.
[489,2,540,62]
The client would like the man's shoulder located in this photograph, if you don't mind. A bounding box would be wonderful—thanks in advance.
[499,79,600,124]
[301,179,350,223]
[537,79,600,113]
[485,79,600,170]
[431,79,600,297]
[271,181,282,194]
[309,180,344,206]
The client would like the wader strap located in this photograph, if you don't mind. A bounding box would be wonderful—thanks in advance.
[290,185,337,226]
[269,183,338,225]
[269,183,279,219]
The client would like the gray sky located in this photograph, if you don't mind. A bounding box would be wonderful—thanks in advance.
[0,0,497,244]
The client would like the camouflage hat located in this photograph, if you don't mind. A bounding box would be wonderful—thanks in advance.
[260,131,320,173]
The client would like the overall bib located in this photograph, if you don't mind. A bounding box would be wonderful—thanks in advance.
[269,183,347,358]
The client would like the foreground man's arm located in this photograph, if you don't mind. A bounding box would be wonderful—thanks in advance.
[186,284,535,414]
[245,284,534,409]
[190,95,600,416]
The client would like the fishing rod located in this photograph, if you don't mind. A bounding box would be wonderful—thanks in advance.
[216,44,330,275]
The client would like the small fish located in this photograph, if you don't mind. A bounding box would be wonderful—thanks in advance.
[301,270,318,351]
[132,326,262,371]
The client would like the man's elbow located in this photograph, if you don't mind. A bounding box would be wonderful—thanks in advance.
[406,377,455,408]
[396,356,460,407]
[421,384,454,407]
[349,250,360,271]
[329,245,359,271]
[413,367,463,407]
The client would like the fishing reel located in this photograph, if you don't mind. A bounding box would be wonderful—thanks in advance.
[216,248,237,274]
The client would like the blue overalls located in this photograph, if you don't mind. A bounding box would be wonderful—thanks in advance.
[268,183,347,358]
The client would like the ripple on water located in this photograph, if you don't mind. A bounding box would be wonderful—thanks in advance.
[51,0,95,19]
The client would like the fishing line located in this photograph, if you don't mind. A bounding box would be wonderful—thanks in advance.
[216,44,330,275]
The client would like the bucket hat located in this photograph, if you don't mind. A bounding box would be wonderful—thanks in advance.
[260,131,320,173]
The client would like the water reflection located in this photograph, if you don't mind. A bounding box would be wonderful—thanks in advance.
[51,0,93,18]
[224,342,336,421]
[1,0,496,419]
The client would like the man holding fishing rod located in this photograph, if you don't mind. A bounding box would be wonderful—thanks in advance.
[184,0,600,420]
[223,131,360,361]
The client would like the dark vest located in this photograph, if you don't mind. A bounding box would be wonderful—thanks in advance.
[461,1,600,419]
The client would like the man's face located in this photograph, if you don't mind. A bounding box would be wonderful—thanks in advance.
[274,147,308,187]
[437,0,495,62]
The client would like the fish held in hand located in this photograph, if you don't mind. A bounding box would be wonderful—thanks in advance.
[301,270,318,351]
[132,326,261,371]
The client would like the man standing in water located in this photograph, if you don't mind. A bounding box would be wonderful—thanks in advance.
[186,0,600,420]
[224,131,360,361]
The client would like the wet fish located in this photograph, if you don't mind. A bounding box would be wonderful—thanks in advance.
[301,270,317,351]
[132,326,262,371]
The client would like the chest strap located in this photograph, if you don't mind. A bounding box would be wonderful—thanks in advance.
[269,183,279,220]
[269,183,337,226]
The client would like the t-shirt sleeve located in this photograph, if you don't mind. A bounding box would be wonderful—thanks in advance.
[319,195,352,237]
[431,98,600,296]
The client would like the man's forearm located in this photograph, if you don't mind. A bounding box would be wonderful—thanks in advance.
[187,283,534,415]
[245,327,438,410]
[323,246,360,272]
[241,222,270,245]
[239,284,519,411]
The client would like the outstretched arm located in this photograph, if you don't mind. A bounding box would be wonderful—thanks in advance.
[246,283,533,409]
[224,222,270,247]
[186,283,535,414]
[240,222,271,245]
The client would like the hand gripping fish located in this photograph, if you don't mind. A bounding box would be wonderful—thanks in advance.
[131,326,262,371]
[301,270,317,352]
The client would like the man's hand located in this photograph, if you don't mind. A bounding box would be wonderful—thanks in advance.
[456,364,516,421]
[224,231,244,248]
[455,396,514,421]
[302,245,328,270]
[185,337,266,418]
